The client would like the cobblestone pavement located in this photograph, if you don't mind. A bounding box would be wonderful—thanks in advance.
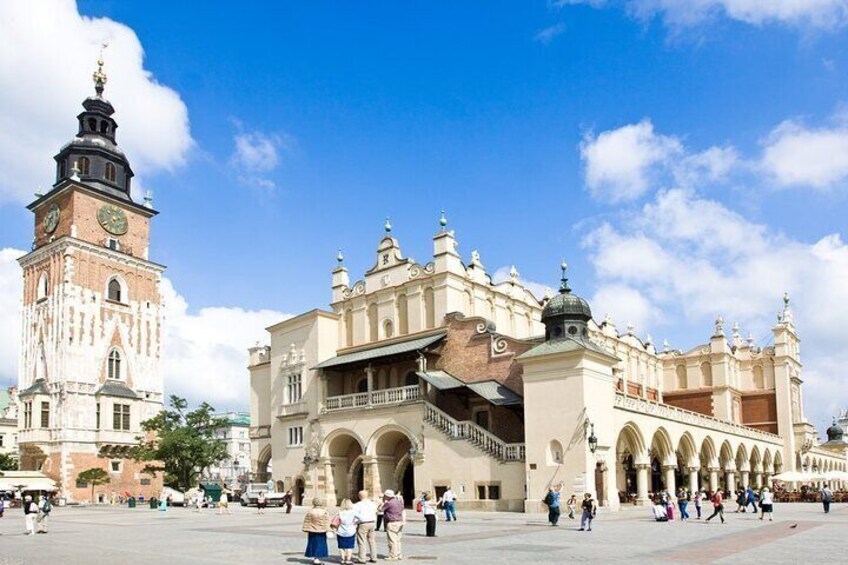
[0,502,844,564]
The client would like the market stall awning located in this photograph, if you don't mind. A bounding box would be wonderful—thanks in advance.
[0,471,58,492]
[314,332,446,370]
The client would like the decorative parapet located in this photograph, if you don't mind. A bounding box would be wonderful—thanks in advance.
[613,393,783,445]
[249,425,271,440]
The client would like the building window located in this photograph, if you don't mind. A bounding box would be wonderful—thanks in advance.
[58,159,67,179]
[100,121,109,133]
[476,483,501,500]
[287,426,304,447]
[140,478,151,485]
[37,273,48,300]
[87,118,97,131]
[40,401,50,428]
[105,162,116,182]
[107,238,120,251]
[107,278,123,302]
[107,349,122,380]
[78,157,90,175]
[113,403,131,431]
[96,402,101,429]
[0,434,4,447]
[110,460,122,473]
[383,319,394,339]
[23,401,32,428]
[286,374,302,404]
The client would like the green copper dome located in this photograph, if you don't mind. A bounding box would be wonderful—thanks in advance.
[541,263,592,323]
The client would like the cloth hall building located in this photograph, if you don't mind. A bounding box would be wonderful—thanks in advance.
[249,225,847,512]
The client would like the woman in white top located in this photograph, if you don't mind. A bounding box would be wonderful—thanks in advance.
[334,499,358,565]
[759,487,774,521]
[422,493,438,537]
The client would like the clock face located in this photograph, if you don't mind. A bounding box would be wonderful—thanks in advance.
[97,205,128,235]
[43,203,60,234]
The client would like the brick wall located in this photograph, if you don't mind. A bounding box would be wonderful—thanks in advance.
[663,390,714,417]
[741,392,778,434]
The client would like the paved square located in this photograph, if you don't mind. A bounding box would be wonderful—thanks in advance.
[0,503,844,564]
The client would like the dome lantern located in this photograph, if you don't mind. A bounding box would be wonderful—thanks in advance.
[541,262,593,342]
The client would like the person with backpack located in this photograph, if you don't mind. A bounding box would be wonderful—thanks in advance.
[543,483,562,526]
[820,483,833,514]
[705,490,725,524]
[23,495,37,535]
[36,495,51,533]
[677,488,690,521]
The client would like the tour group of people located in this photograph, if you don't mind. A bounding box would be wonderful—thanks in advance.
[301,486,458,565]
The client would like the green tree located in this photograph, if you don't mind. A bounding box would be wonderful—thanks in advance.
[0,452,18,471]
[77,467,110,502]
[131,395,228,491]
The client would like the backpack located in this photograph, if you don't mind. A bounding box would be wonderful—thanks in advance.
[42,500,52,514]
[543,492,554,506]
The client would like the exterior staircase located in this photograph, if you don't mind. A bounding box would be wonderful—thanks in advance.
[423,402,525,463]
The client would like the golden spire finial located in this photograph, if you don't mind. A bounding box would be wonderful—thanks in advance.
[93,42,109,96]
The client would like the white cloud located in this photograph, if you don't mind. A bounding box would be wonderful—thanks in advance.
[590,283,658,330]
[534,23,567,44]
[0,249,25,389]
[580,119,683,202]
[160,278,290,411]
[231,131,283,173]
[0,0,193,205]
[761,119,848,189]
[563,0,848,30]
[582,187,848,427]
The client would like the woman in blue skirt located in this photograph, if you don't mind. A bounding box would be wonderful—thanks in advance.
[334,498,357,564]
[302,497,330,565]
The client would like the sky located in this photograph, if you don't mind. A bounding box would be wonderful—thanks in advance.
[1,1,847,433]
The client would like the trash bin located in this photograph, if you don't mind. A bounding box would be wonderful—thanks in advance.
[128,497,136,509]
[149,497,157,509]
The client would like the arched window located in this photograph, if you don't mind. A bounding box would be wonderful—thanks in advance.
[548,440,564,465]
[464,290,474,316]
[404,372,418,387]
[78,157,90,175]
[383,319,394,339]
[355,376,368,393]
[423,287,435,329]
[87,118,97,131]
[99,121,109,133]
[700,362,713,388]
[107,349,122,380]
[105,162,116,182]
[58,159,66,179]
[367,303,378,342]
[676,365,687,389]
[396,294,409,335]
[107,277,124,303]
[37,273,48,300]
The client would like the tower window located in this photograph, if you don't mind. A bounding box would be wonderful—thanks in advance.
[58,159,66,179]
[78,157,90,175]
[100,121,109,133]
[40,401,50,428]
[107,349,122,380]
[105,163,116,182]
[107,277,124,303]
[37,273,48,300]
[87,118,97,131]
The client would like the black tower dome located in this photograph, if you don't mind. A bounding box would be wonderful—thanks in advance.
[826,419,844,443]
[541,263,593,342]
[52,54,134,201]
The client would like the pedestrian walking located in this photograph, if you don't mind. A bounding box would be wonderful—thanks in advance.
[745,486,757,513]
[759,487,774,521]
[353,489,378,564]
[735,488,745,512]
[676,488,689,521]
[36,495,51,533]
[0,497,5,518]
[820,484,833,514]
[302,497,330,565]
[257,491,267,515]
[23,495,37,535]
[543,483,562,526]
[218,493,231,515]
[382,489,405,561]
[442,486,457,522]
[705,490,725,524]
[333,499,357,565]
[578,493,597,531]
[375,498,385,531]
[694,490,704,519]
[422,493,438,537]
[283,490,293,514]
[567,494,577,519]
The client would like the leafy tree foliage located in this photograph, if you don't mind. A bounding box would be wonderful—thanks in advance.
[131,395,228,491]
[0,452,18,471]
[77,467,110,501]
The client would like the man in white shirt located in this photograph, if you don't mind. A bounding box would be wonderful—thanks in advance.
[353,490,378,563]
[652,501,669,522]
[442,487,457,522]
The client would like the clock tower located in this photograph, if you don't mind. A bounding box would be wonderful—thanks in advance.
[17,56,164,502]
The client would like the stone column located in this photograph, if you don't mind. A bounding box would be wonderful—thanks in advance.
[663,465,677,500]
[363,456,381,497]
[708,467,719,493]
[366,365,374,407]
[322,458,336,507]
[636,464,650,504]
[740,470,750,489]
[726,471,736,495]
[754,473,763,489]
[688,467,700,494]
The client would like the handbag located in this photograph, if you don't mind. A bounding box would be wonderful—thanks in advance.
[331,515,341,529]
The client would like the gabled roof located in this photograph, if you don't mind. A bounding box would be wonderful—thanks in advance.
[516,336,617,361]
[19,379,49,397]
[96,381,139,399]
[314,332,447,370]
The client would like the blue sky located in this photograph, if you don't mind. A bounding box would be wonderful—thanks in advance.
[1,1,847,428]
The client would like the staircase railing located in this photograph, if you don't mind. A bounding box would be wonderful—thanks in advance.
[423,402,525,462]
